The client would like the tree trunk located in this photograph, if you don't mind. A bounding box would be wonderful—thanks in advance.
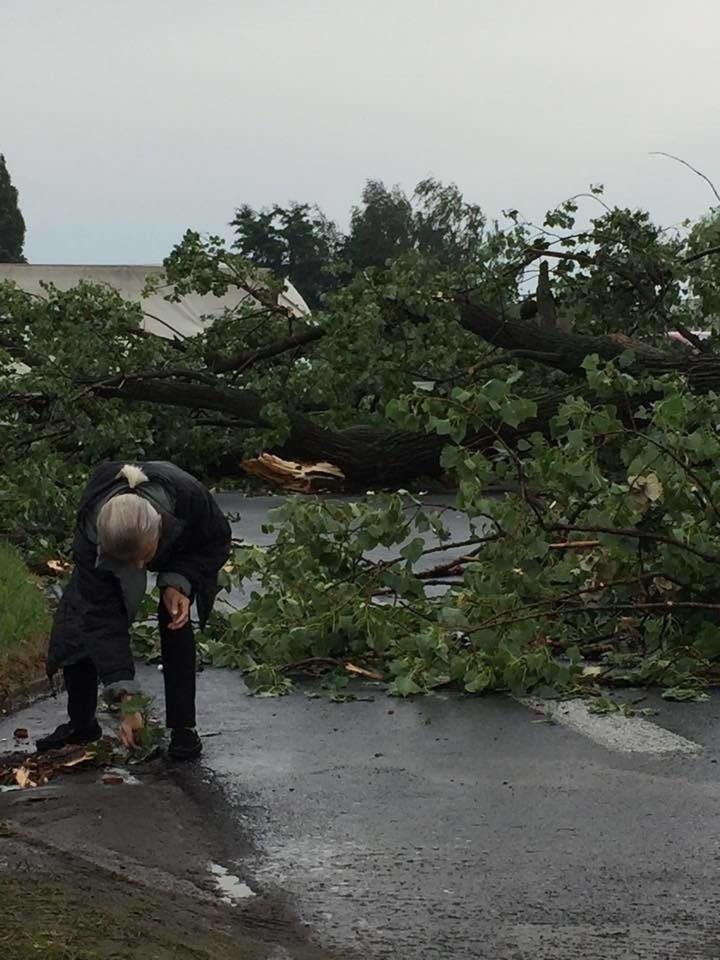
[82,301,720,489]
[458,300,677,369]
[280,417,447,489]
[456,299,720,390]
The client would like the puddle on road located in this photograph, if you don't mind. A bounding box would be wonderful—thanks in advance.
[209,862,256,903]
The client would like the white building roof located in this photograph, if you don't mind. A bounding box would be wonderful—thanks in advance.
[0,264,310,340]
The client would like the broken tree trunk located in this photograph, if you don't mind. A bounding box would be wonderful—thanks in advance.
[278,418,448,489]
[455,298,720,393]
[240,453,345,493]
[535,261,558,329]
[457,300,677,373]
[63,300,720,489]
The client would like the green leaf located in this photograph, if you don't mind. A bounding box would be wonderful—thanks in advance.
[438,605,469,628]
[661,686,710,702]
[474,629,499,651]
[400,537,425,564]
[501,397,538,428]
[388,675,422,697]
[587,696,619,715]
[463,665,493,693]
[429,417,453,436]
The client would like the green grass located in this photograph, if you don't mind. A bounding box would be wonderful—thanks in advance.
[0,850,339,960]
[0,541,50,653]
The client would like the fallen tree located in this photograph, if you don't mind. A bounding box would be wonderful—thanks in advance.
[3,278,715,495]
[41,305,720,489]
[4,181,720,700]
[2,187,719,500]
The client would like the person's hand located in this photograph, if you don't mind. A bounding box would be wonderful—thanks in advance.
[120,710,144,749]
[163,586,191,630]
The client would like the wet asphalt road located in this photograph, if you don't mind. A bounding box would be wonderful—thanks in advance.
[149,667,720,960]
[7,666,720,960]
[6,494,720,959]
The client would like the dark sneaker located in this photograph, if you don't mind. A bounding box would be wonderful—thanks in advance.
[168,728,202,760]
[36,719,102,753]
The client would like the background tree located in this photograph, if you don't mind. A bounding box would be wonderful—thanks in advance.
[0,154,27,264]
[343,178,489,276]
[343,180,414,269]
[231,178,489,306]
[231,202,342,307]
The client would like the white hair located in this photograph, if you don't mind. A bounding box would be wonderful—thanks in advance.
[118,463,150,488]
[96,467,161,561]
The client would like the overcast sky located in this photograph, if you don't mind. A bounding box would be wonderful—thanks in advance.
[4,0,719,264]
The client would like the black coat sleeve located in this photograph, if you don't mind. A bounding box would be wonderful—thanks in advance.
[72,529,136,690]
[159,477,231,623]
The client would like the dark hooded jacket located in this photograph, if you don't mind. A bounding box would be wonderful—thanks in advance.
[48,461,231,698]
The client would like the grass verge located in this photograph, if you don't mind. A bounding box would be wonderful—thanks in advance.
[0,849,339,960]
[0,541,51,710]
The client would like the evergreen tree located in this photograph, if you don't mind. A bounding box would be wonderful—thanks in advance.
[0,154,27,264]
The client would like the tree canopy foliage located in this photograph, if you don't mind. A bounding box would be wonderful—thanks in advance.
[3,171,720,700]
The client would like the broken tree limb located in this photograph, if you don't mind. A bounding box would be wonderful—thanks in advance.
[551,523,720,565]
[240,452,345,492]
[454,297,720,397]
[535,261,558,329]
[548,540,600,550]
[14,283,720,490]
[93,378,269,426]
[206,325,325,374]
[457,298,678,375]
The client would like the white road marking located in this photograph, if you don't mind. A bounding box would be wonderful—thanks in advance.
[521,697,702,755]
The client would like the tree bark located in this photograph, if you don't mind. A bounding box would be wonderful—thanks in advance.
[91,378,449,487]
[457,300,720,394]
[84,307,701,489]
[94,378,269,426]
[457,300,681,374]
[63,299,720,489]
[280,417,447,489]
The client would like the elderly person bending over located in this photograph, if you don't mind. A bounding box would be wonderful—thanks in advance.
[37,461,231,760]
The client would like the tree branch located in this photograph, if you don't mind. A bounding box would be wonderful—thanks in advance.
[552,523,720,565]
[92,378,269,425]
[672,323,708,353]
[651,151,720,206]
[207,326,325,374]
[631,431,720,522]
[456,298,677,375]
[684,244,720,264]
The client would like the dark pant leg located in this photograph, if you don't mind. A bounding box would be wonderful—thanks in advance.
[63,658,98,729]
[158,598,197,729]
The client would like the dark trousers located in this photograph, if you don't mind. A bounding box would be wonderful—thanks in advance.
[64,598,197,730]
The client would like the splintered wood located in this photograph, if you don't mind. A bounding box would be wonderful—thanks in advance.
[241,452,344,493]
[0,743,94,789]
